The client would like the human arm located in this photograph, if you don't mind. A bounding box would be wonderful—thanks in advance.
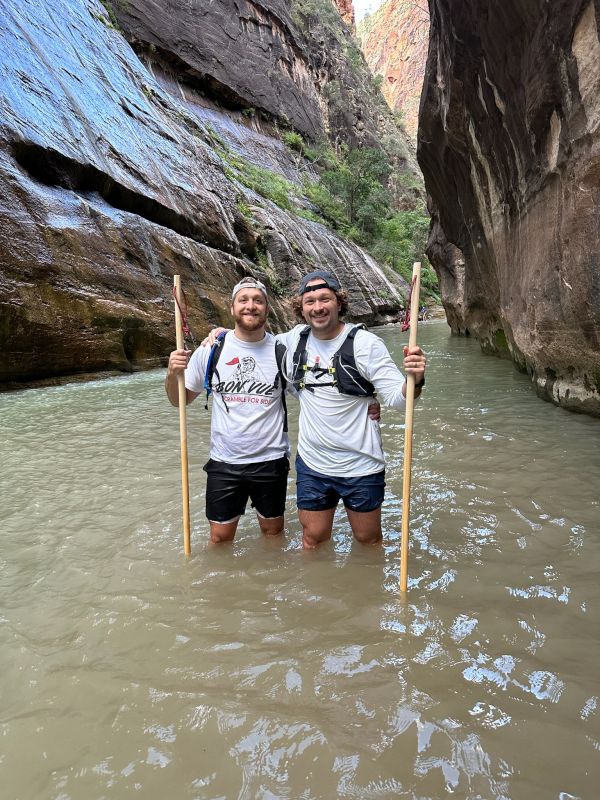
[357,334,426,409]
[164,348,202,407]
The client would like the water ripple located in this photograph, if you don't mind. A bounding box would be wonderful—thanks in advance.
[1,325,599,798]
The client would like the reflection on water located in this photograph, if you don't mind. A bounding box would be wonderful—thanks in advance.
[1,322,599,799]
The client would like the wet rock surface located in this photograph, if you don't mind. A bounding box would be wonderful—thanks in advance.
[113,0,324,139]
[0,0,412,388]
[419,0,600,416]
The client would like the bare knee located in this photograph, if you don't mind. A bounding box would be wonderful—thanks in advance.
[302,527,332,549]
[209,521,238,544]
[210,530,236,544]
[298,509,335,549]
[258,515,284,537]
[347,508,382,545]
[352,529,382,545]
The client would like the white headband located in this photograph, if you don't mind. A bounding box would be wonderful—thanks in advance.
[231,278,268,300]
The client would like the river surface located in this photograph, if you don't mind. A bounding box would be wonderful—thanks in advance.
[1,322,599,800]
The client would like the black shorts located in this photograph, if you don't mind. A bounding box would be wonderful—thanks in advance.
[203,456,290,523]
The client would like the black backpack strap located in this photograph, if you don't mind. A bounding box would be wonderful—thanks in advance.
[344,323,368,340]
[334,324,376,397]
[274,339,288,433]
[204,331,228,410]
[291,326,311,391]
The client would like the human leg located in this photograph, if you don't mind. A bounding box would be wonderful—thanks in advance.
[298,507,336,548]
[209,519,240,543]
[341,470,385,545]
[256,513,285,537]
[247,456,289,538]
[295,455,340,548]
[204,459,248,544]
[346,507,382,544]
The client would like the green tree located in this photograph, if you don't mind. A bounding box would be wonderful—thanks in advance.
[321,147,390,224]
[371,210,430,281]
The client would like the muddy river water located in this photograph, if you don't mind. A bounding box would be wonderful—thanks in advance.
[1,321,599,799]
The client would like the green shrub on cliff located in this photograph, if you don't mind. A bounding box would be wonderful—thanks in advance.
[320,146,390,227]
[302,180,349,232]
[291,0,344,41]
[299,144,437,296]
[281,131,305,153]
[215,134,437,297]
[370,210,429,278]
[97,0,128,31]
[221,150,296,210]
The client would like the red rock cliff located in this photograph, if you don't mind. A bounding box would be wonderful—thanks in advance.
[358,0,429,141]
[333,0,355,28]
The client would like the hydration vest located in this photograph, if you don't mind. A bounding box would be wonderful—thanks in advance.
[204,332,289,431]
[290,324,376,397]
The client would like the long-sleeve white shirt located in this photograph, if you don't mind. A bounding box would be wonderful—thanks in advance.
[278,324,408,477]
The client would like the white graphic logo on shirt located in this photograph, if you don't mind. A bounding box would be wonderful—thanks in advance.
[215,355,276,402]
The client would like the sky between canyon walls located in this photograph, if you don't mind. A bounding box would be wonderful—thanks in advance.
[354,0,385,21]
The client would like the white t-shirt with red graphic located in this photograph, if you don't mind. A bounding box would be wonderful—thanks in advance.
[185,331,290,465]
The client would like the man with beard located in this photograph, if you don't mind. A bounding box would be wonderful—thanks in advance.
[203,271,426,550]
[165,277,290,544]
[281,270,427,549]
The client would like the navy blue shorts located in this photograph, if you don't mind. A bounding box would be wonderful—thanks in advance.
[203,457,289,523]
[295,454,385,513]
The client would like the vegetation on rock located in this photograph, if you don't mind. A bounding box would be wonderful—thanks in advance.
[281,134,437,299]
[287,0,437,299]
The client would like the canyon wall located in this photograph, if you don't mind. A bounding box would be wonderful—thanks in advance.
[419,0,600,415]
[333,0,355,28]
[358,0,429,142]
[0,0,417,388]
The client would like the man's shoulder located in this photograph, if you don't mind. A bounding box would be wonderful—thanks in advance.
[352,326,391,359]
[275,324,307,349]
[349,324,380,346]
[190,343,209,365]
[222,331,274,350]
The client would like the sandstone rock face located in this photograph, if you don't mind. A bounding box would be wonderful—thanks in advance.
[419,0,600,416]
[358,0,429,142]
[0,0,413,388]
[112,0,324,139]
[332,0,355,29]
[287,1,420,173]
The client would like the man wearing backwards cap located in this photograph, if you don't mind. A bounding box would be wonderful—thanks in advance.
[204,270,426,549]
[165,277,291,544]
[279,269,426,549]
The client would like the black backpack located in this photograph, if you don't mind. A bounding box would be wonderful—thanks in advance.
[290,324,375,397]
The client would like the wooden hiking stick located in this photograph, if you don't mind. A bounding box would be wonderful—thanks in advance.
[400,262,422,592]
[173,275,191,557]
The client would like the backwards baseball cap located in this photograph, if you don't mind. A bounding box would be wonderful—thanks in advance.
[231,276,268,301]
[298,270,341,295]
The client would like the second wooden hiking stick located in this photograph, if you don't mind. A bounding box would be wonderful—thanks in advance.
[173,274,191,557]
[400,261,422,592]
